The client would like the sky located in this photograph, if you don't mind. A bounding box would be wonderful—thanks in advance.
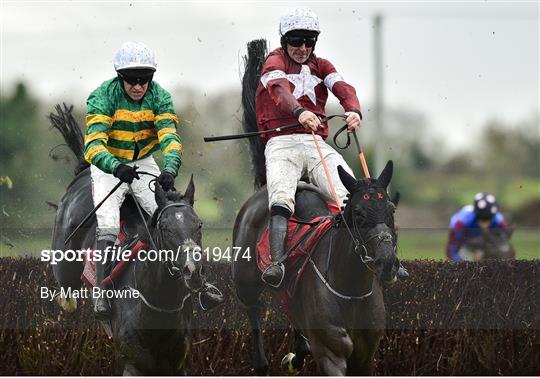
[1,1,539,149]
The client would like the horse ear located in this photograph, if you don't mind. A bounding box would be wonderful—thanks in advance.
[184,174,195,206]
[338,165,357,193]
[377,160,393,189]
[155,182,167,208]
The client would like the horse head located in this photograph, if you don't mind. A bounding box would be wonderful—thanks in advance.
[338,160,399,284]
[480,226,515,260]
[150,175,205,289]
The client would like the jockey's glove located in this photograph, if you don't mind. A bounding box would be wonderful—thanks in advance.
[158,172,175,191]
[113,164,140,184]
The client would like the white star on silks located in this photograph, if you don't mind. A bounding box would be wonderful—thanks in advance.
[287,65,322,106]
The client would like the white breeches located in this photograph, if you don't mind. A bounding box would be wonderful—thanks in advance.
[90,156,161,241]
[265,134,355,214]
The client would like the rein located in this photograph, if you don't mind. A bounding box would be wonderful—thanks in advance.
[305,203,395,301]
[124,262,191,314]
[125,173,200,313]
[127,177,190,279]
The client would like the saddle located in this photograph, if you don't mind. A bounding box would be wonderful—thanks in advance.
[256,200,340,299]
[81,221,148,287]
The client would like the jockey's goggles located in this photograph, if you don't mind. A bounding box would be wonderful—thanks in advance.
[285,35,317,48]
[117,70,154,85]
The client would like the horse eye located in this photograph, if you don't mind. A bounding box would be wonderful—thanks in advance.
[198,221,203,229]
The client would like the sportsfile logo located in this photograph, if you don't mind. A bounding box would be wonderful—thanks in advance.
[40,246,251,264]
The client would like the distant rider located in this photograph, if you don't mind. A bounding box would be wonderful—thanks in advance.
[446,192,508,261]
[85,41,223,319]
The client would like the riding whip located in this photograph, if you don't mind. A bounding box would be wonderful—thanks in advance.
[64,165,139,245]
[352,130,371,178]
[332,123,371,179]
[64,180,124,245]
[203,115,345,142]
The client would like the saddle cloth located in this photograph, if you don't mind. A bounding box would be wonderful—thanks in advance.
[81,221,148,287]
[256,202,340,299]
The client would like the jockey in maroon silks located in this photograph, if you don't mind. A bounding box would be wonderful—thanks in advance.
[255,8,363,288]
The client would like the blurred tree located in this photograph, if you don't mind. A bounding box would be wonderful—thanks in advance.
[481,117,540,198]
[410,141,433,171]
[0,83,40,228]
[440,153,476,174]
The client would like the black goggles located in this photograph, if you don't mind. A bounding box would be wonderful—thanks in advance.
[285,35,317,48]
[118,72,154,85]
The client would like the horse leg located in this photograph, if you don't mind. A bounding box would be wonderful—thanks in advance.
[346,330,383,375]
[122,363,142,376]
[246,304,269,376]
[307,327,353,376]
[282,329,311,375]
[52,259,84,312]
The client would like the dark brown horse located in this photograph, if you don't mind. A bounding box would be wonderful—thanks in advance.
[48,105,207,375]
[231,40,400,375]
[461,226,515,260]
[232,163,400,375]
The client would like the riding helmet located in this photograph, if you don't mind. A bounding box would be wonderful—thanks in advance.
[113,41,157,72]
[473,192,499,220]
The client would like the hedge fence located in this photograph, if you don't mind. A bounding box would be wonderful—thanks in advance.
[0,258,538,375]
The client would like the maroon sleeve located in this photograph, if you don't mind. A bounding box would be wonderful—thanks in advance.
[319,58,361,114]
[260,54,302,116]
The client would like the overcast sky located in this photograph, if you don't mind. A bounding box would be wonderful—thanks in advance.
[2,1,538,148]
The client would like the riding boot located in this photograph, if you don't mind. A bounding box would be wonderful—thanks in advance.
[261,214,288,288]
[94,239,115,320]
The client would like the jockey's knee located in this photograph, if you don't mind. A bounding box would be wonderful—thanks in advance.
[96,230,117,244]
[270,204,292,219]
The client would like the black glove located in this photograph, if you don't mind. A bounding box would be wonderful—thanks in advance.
[113,164,139,184]
[158,172,175,191]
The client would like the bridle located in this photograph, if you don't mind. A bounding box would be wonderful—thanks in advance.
[123,174,203,313]
[308,191,396,301]
[340,194,396,271]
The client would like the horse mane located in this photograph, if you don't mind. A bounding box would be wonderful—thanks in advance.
[48,103,89,175]
[241,39,268,189]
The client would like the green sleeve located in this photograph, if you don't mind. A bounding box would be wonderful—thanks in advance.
[154,88,182,176]
[83,85,121,174]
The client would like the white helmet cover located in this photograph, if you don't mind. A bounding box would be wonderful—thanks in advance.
[113,41,157,71]
[279,8,321,36]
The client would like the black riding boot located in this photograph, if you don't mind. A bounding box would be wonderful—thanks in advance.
[94,239,115,320]
[261,214,288,288]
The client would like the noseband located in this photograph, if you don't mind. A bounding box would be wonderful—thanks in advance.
[340,209,395,273]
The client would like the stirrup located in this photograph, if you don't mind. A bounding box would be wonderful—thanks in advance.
[261,262,285,288]
[397,264,409,279]
[94,298,112,320]
[198,283,224,311]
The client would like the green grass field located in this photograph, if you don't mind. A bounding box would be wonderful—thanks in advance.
[396,228,539,260]
[3,228,538,261]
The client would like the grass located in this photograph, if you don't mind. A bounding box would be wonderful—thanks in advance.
[407,172,539,210]
[397,228,539,260]
[2,228,538,261]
